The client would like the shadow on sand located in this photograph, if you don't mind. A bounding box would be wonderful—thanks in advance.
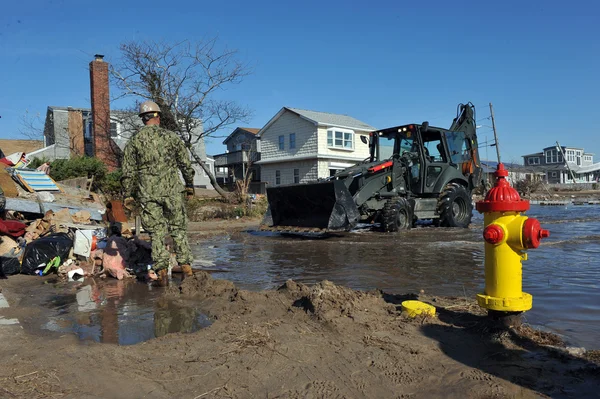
[415,303,600,398]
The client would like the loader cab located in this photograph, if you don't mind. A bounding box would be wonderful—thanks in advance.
[371,124,473,196]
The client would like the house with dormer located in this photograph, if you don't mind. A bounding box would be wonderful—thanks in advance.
[522,145,600,184]
[256,107,375,186]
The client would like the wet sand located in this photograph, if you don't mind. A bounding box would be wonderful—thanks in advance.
[1,218,599,398]
[1,272,599,398]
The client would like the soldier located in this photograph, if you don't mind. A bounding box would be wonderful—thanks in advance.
[122,100,195,286]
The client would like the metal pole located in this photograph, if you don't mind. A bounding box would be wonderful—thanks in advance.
[555,141,577,184]
[489,103,501,164]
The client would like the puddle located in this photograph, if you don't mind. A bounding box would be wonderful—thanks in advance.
[13,278,211,345]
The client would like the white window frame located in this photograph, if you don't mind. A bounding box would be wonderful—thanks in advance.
[566,150,575,163]
[109,120,120,139]
[327,128,354,150]
[275,170,281,185]
[278,135,284,150]
[289,133,296,149]
[293,168,299,183]
[528,157,540,165]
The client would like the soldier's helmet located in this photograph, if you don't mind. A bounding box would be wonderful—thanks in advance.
[138,101,161,117]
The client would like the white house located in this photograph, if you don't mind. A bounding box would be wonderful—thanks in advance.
[256,107,375,186]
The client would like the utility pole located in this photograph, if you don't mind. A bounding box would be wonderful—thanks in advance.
[489,103,501,164]
[555,141,577,184]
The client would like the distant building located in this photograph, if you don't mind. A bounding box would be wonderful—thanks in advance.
[522,145,599,184]
[481,160,544,186]
[213,127,262,192]
[256,107,375,186]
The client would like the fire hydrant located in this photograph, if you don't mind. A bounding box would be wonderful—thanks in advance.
[475,163,549,317]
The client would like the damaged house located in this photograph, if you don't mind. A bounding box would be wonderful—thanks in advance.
[29,55,214,189]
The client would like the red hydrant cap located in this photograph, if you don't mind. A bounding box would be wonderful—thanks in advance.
[476,163,530,213]
[483,224,504,244]
[523,218,550,249]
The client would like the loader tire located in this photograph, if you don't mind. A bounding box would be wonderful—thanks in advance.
[438,183,472,228]
[382,198,411,232]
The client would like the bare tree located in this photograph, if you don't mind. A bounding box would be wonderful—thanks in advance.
[233,148,257,209]
[19,110,45,141]
[111,39,252,199]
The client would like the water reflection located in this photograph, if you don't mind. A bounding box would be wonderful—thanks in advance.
[33,279,211,345]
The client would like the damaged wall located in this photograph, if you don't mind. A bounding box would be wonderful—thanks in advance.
[68,109,84,156]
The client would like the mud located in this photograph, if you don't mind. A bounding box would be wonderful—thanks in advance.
[2,270,598,398]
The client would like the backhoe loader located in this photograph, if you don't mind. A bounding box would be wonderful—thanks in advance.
[262,102,484,232]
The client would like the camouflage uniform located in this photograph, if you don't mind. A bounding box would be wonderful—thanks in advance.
[122,125,195,272]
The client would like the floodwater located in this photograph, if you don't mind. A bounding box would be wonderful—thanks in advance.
[15,278,211,345]
[191,204,600,350]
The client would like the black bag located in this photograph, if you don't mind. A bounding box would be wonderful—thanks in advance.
[0,247,24,277]
[21,233,73,275]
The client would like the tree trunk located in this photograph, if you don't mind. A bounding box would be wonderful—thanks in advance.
[188,148,230,200]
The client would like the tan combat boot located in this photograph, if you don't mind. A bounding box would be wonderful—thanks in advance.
[180,264,193,281]
[156,268,169,287]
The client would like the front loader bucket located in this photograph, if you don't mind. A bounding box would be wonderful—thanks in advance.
[263,180,360,232]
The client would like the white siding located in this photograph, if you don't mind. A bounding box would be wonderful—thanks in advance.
[260,111,317,161]
[317,126,371,160]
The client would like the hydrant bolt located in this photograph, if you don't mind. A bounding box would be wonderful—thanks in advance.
[483,224,504,245]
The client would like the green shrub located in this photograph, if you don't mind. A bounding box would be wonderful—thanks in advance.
[99,169,124,198]
[28,157,50,169]
[49,156,107,182]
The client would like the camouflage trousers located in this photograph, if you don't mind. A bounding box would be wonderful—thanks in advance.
[139,194,193,271]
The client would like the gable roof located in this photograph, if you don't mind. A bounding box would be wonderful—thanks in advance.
[287,107,375,131]
[259,107,375,136]
[223,127,261,144]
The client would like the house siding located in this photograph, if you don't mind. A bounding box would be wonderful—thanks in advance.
[262,160,318,187]
[317,126,371,160]
[260,111,317,162]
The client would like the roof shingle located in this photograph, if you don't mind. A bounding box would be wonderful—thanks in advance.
[286,107,375,131]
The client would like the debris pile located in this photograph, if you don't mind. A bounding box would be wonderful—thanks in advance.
[0,149,154,282]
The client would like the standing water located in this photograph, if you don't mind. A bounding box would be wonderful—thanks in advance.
[191,204,600,350]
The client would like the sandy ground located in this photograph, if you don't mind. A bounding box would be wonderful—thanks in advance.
[1,220,599,398]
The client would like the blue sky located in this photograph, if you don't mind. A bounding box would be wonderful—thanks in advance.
[1,0,598,162]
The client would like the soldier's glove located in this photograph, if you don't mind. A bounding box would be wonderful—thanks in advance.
[185,187,195,199]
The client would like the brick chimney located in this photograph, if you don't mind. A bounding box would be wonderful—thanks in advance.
[89,54,119,169]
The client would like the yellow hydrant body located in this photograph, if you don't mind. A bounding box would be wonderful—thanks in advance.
[475,164,549,314]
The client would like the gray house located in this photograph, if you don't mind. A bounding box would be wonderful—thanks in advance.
[31,106,215,189]
[213,127,262,192]
[522,145,599,184]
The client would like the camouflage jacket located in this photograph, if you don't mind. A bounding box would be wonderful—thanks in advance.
[122,125,195,200]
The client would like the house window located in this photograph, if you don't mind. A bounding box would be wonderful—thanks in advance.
[545,149,563,164]
[293,168,299,183]
[110,122,118,138]
[275,170,281,185]
[327,129,354,150]
[289,133,296,149]
[551,172,557,177]
[278,135,284,150]
[528,157,540,165]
